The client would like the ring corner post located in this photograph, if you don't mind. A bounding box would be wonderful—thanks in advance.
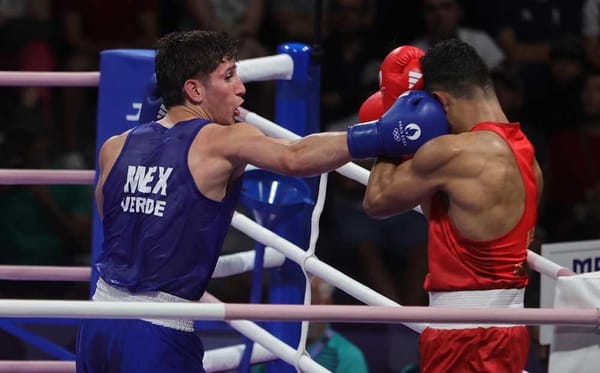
[270,42,320,372]
[91,49,155,297]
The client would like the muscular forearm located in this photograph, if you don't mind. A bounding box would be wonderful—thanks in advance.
[287,132,351,177]
[363,158,399,217]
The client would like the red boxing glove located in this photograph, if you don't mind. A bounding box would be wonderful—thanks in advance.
[358,91,385,123]
[358,45,425,123]
[379,45,425,111]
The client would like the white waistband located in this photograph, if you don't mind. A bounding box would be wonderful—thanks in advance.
[428,288,525,330]
[92,277,195,332]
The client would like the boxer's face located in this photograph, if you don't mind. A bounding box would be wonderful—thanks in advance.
[192,57,246,125]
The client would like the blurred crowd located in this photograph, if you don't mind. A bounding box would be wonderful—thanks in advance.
[1,0,600,370]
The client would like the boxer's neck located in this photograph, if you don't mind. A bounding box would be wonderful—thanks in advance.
[160,104,211,127]
[450,96,508,133]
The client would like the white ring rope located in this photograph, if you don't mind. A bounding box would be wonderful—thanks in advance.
[0,298,597,326]
[0,71,99,87]
[0,247,285,281]
[236,54,294,82]
[527,250,575,278]
[0,343,277,373]
[236,107,371,189]
[213,246,285,278]
[0,361,74,373]
[203,343,276,372]
[232,211,428,333]
[295,172,329,372]
[0,54,294,87]
[200,293,329,373]
[0,169,94,185]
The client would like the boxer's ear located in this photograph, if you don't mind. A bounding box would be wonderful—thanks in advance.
[183,79,204,104]
[431,91,449,112]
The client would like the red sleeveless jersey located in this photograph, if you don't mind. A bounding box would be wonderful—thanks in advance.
[424,122,537,292]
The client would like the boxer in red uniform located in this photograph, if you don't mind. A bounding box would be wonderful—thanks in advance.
[363,39,543,372]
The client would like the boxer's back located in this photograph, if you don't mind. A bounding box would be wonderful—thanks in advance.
[424,121,539,292]
[429,123,542,242]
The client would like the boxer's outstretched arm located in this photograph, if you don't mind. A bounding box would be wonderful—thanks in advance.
[363,135,457,219]
[225,122,351,177]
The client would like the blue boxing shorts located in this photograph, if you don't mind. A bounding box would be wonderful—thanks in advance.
[76,278,205,372]
[76,318,205,373]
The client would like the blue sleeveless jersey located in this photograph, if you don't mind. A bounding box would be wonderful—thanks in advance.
[96,119,241,300]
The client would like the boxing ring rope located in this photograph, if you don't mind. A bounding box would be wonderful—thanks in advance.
[201,293,329,373]
[0,54,293,87]
[0,361,74,373]
[0,344,276,373]
[0,72,99,87]
[527,250,576,278]
[0,340,279,373]
[0,299,597,326]
[0,170,94,185]
[0,343,276,373]
[294,172,329,371]
[237,107,371,188]
[0,247,285,281]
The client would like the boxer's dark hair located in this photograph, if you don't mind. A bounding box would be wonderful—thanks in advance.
[156,30,238,108]
[421,39,492,98]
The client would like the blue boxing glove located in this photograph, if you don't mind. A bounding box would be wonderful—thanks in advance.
[347,90,449,158]
[138,74,166,125]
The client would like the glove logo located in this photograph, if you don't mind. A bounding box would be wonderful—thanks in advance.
[405,123,421,141]
[392,127,402,142]
[408,71,423,89]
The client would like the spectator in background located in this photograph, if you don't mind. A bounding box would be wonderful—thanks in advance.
[496,0,580,65]
[0,0,55,122]
[306,277,368,372]
[582,0,600,69]
[496,0,582,132]
[529,34,585,133]
[57,0,158,157]
[491,65,549,170]
[269,0,324,45]
[546,69,600,241]
[411,0,505,70]
[177,0,267,59]
[0,116,93,298]
[174,0,272,116]
[321,0,376,126]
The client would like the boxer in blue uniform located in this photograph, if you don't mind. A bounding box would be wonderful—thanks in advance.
[76,30,356,373]
[76,30,448,372]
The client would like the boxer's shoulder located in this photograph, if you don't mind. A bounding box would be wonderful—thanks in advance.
[411,134,462,174]
[462,130,514,159]
[100,131,130,158]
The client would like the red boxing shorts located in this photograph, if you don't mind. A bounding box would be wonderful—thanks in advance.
[420,325,529,372]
